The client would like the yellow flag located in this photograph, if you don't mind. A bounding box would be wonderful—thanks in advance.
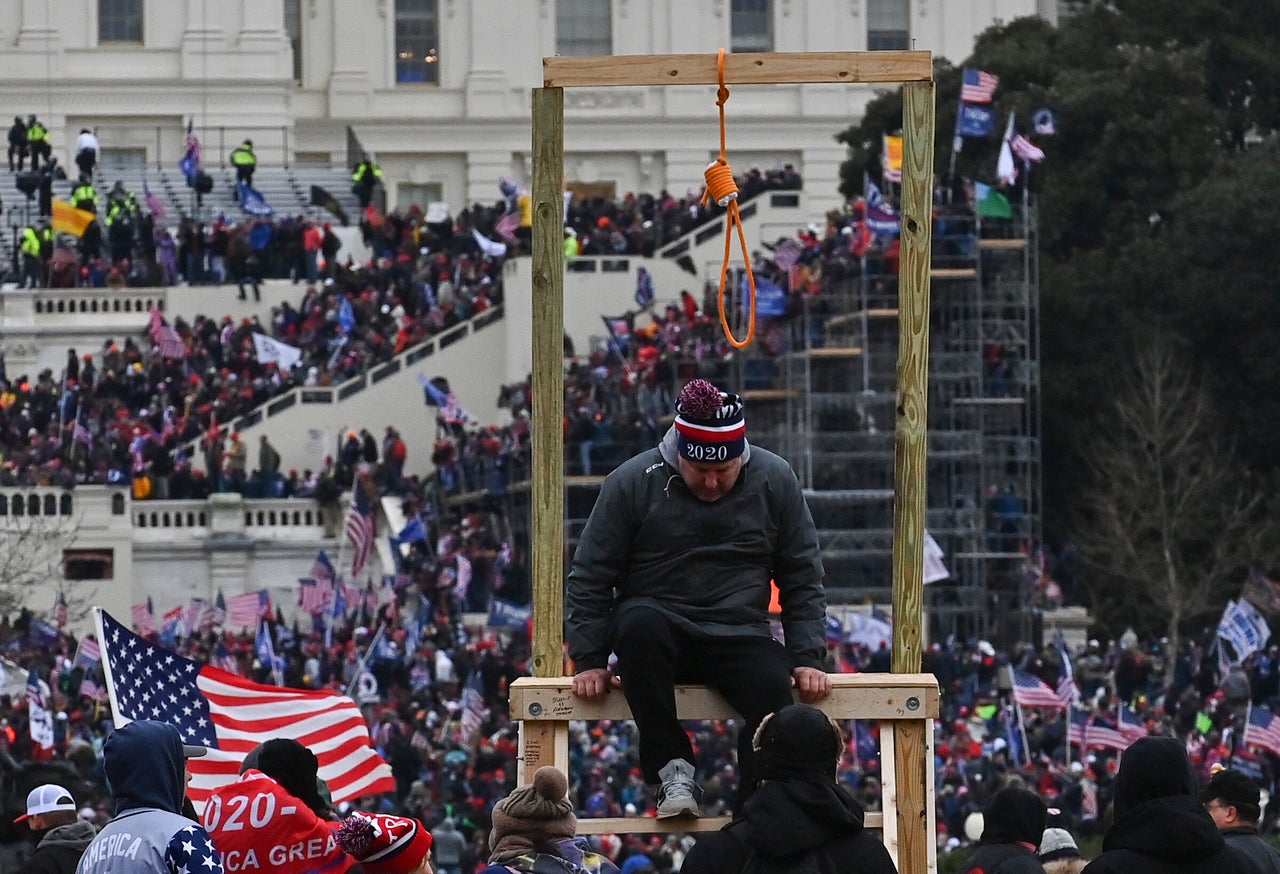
[51,199,95,237]
[882,134,904,179]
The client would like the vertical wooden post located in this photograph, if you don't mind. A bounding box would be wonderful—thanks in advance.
[891,79,936,874]
[530,87,565,681]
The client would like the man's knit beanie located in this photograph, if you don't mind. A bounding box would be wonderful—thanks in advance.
[490,766,577,848]
[673,379,745,462]
[751,703,842,782]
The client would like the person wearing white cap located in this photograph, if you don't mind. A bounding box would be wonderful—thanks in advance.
[14,783,97,874]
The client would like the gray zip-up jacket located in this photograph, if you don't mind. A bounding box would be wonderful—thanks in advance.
[566,428,826,671]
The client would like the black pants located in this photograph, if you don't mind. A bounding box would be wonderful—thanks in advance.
[612,606,794,800]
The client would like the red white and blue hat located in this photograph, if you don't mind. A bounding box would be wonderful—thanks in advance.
[674,379,746,462]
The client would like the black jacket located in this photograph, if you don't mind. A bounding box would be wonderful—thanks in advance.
[1221,828,1280,874]
[1082,737,1261,874]
[963,843,1044,874]
[681,779,897,874]
[21,819,97,874]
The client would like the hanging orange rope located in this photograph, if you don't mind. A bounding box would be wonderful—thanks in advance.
[703,48,755,349]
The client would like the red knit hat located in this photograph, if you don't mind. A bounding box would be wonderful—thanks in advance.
[335,813,432,874]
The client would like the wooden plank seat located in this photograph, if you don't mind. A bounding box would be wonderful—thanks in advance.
[509,674,937,834]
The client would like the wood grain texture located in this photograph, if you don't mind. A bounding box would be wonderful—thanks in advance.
[530,88,566,680]
[892,720,930,874]
[891,80,935,677]
[510,674,940,722]
[544,51,933,88]
[893,78,936,874]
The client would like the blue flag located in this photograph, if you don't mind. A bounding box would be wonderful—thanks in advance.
[740,272,788,318]
[957,102,996,138]
[487,597,533,629]
[396,515,428,546]
[238,183,274,217]
[338,298,356,334]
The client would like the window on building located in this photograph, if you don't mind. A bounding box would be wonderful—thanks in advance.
[731,0,772,53]
[867,0,909,51]
[395,0,440,85]
[63,549,114,581]
[284,0,303,81]
[397,182,443,213]
[99,0,143,43]
[557,0,612,57]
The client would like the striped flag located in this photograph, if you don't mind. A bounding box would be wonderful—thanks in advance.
[1067,707,1088,749]
[1087,715,1128,752]
[298,577,335,616]
[960,67,999,104]
[211,639,239,675]
[1118,704,1147,745]
[770,238,804,271]
[149,307,187,359]
[494,210,520,243]
[211,590,227,628]
[1055,635,1078,708]
[1081,777,1098,821]
[95,608,394,810]
[1010,133,1046,163]
[311,551,336,582]
[74,636,101,673]
[184,598,208,636]
[459,670,487,744]
[345,479,376,578]
[142,178,166,218]
[225,591,268,629]
[53,592,68,630]
[1244,706,1280,758]
[131,598,155,636]
[1011,668,1065,710]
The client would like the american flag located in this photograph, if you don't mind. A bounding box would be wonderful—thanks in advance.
[179,120,201,182]
[142,178,166,218]
[184,598,208,636]
[95,609,394,809]
[225,590,269,629]
[1118,703,1147,745]
[1011,668,1066,710]
[770,238,804,271]
[1010,133,1045,163]
[1055,636,1078,708]
[1087,715,1128,752]
[211,590,227,628]
[1067,707,1088,749]
[149,306,187,359]
[961,67,999,104]
[311,550,336,582]
[1244,706,1280,758]
[460,670,487,744]
[211,639,239,675]
[53,591,68,630]
[74,636,101,672]
[298,577,335,615]
[1081,776,1098,821]
[132,599,155,635]
[345,480,376,578]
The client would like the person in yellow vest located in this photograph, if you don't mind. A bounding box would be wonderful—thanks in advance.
[20,221,46,288]
[230,139,257,189]
[351,155,383,209]
[72,175,98,214]
[26,114,51,171]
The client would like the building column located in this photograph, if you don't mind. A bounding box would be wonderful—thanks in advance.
[17,0,59,53]
[181,0,225,80]
[327,0,374,116]
[464,0,510,116]
[237,0,292,79]
[467,150,516,205]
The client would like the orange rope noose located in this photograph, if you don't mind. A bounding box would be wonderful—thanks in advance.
[703,48,755,349]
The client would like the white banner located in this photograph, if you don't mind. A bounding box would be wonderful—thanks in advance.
[846,612,894,651]
[1218,598,1271,663]
[924,530,950,584]
[27,672,54,751]
[252,333,303,371]
[471,228,507,259]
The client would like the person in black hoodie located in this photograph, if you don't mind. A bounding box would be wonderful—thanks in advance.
[680,704,898,874]
[961,786,1047,874]
[1081,736,1259,874]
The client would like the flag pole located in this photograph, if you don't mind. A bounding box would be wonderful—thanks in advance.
[344,620,387,700]
[946,81,965,203]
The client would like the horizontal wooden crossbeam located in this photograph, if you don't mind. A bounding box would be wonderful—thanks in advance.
[543,51,933,88]
[573,811,884,835]
[509,673,939,722]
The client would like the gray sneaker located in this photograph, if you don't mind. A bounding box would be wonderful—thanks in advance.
[655,758,701,819]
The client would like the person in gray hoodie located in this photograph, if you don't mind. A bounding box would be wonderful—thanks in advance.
[15,783,97,874]
[75,720,224,874]
[567,379,829,818]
